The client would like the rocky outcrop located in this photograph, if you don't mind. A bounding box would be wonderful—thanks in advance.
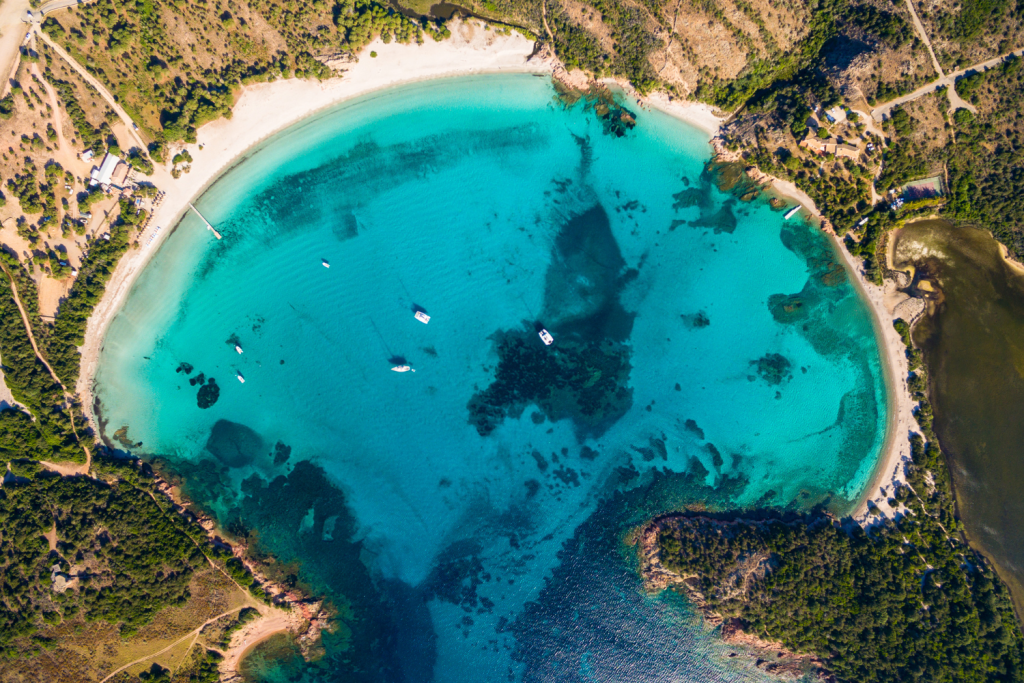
[637,517,691,593]
[141,467,332,666]
[893,294,926,324]
[639,515,835,682]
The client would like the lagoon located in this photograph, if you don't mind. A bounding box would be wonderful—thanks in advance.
[895,221,1024,616]
[93,74,888,681]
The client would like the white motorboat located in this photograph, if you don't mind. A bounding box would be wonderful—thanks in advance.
[538,329,554,345]
[322,259,331,268]
[235,344,243,354]
[414,311,431,324]
[391,365,416,373]
[237,372,246,383]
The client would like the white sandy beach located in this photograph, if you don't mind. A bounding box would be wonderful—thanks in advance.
[75,20,548,408]
[835,236,920,522]
[72,19,730,414]
[754,172,921,521]
[72,16,911,526]
[644,91,725,135]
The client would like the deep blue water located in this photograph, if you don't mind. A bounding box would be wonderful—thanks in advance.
[94,74,888,682]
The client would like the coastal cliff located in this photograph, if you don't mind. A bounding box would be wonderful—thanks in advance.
[638,516,835,681]
[145,470,333,677]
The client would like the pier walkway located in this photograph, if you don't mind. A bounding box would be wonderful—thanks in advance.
[189,203,222,239]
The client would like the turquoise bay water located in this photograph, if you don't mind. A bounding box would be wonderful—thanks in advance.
[94,75,887,682]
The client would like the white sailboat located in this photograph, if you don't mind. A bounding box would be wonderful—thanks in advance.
[237,371,246,383]
[391,365,416,373]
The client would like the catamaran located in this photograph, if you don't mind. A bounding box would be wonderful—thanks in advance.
[391,365,416,373]
[538,329,554,345]
[414,311,430,324]
[237,371,246,383]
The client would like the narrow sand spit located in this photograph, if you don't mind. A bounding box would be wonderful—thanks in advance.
[755,174,921,522]
[835,234,920,522]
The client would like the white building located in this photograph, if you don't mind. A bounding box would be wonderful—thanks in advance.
[89,153,128,188]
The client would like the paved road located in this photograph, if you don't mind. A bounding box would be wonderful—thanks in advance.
[35,27,147,150]
[872,48,1024,121]
[39,0,90,16]
[903,0,944,78]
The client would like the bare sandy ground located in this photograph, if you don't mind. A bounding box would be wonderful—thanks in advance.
[0,0,30,98]
[999,242,1024,277]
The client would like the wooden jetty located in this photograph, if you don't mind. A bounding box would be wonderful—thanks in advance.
[188,203,222,239]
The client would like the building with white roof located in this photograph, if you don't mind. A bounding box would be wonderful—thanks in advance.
[89,153,129,188]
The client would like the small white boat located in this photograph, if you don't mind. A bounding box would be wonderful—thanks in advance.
[538,329,554,346]
[783,205,801,220]
[391,365,416,373]
[414,311,431,324]
[322,259,331,268]
[235,344,243,354]
[237,371,246,383]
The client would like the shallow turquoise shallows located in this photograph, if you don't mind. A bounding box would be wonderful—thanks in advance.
[94,74,888,682]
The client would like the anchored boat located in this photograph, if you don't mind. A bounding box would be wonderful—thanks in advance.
[414,311,430,324]
[391,365,416,373]
[322,259,331,268]
[237,371,245,383]
[235,344,243,354]
[538,329,554,345]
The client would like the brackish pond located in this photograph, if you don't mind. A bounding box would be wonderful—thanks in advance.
[894,220,1024,613]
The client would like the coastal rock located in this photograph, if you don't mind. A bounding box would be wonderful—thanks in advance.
[893,295,925,325]
[639,515,835,682]
[197,379,219,408]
